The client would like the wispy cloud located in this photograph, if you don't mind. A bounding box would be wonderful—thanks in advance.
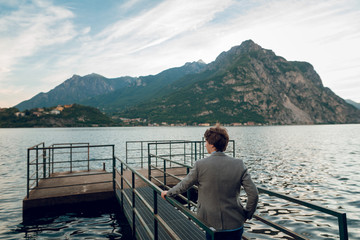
[46,0,234,78]
[0,0,76,77]
[77,0,233,64]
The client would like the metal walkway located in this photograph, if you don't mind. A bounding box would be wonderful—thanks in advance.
[119,187,205,240]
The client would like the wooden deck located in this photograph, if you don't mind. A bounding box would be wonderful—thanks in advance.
[23,170,115,220]
[23,167,187,221]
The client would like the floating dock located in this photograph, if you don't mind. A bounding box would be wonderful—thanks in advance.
[23,141,348,240]
[23,170,114,219]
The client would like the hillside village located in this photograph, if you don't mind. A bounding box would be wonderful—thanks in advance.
[14,104,74,118]
[0,103,262,128]
[111,115,259,127]
[0,104,114,127]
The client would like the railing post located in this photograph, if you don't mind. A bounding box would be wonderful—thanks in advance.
[47,148,50,177]
[339,213,348,240]
[126,142,128,164]
[112,145,116,191]
[232,140,235,157]
[132,172,136,239]
[51,146,54,174]
[191,142,194,166]
[70,143,73,173]
[155,141,158,167]
[121,162,124,209]
[198,141,201,159]
[163,158,167,186]
[141,141,143,168]
[148,144,151,181]
[43,148,46,179]
[169,141,172,168]
[186,167,191,209]
[184,141,186,164]
[154,189,159,240]
[194,142,197,162]
[202,138,205,158]
[87,143,90,171]
[27,148,30,198]
[36,146,39,187]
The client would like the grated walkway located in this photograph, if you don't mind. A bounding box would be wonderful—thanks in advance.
[117,187,205,240]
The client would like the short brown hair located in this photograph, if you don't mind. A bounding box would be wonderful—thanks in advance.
[204,124,229,152]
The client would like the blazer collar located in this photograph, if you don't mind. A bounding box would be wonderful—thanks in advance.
[211,151,226,156]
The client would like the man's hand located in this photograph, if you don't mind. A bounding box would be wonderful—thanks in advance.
[161,191,168,200]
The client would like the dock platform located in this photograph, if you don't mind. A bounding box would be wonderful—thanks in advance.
[23,170,114,220]
[23,167,187,221]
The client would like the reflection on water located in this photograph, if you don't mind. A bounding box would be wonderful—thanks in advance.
[0,125,359,239]
[14,210,131,239]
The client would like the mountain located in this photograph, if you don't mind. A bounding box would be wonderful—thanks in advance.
[15,40,360,125]
[15,61,206,111]
[15,73,136,111]
[346,99,360,109]
[80,60,206,112]
[120,40,360,124]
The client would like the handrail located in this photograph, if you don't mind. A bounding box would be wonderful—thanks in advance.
[114,156,218,240]
[28,142,45,150]
[148,153,198,209]
[149,154,192,168]
[115,157,182,239]
[258,187,348,239]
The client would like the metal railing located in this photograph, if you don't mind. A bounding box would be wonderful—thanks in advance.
[49,143,90,173]
[147,149,349,240]
[257,187,348,240]
[26,142,115,198]
[126,140,235,169]
[126,140,190,168]
[114,156,219,240]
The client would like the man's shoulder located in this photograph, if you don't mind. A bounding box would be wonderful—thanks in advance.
[197,154,244,164]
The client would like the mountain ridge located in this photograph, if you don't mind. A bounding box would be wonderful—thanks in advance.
[15,40,360,125]
[346,99,360,109]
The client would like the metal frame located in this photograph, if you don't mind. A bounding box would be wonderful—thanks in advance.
[26,142,115,199]
[125,140,235,169]
[114,156,217,240]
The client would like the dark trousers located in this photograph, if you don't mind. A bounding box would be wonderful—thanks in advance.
[206,228,244,240]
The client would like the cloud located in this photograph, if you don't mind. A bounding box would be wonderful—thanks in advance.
[0,0,77,80]
[45,0,234,77]
[88,0,233,56]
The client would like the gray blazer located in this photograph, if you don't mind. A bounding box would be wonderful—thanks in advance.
[167,152,258,230]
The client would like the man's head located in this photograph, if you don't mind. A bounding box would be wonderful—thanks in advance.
[204,124,229,152]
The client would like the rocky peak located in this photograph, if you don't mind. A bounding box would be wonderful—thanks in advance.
[121,40,360,124]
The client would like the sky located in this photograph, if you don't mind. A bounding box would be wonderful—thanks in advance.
[0,0,359,108]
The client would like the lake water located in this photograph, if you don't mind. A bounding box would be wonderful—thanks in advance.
[0,125,359,239]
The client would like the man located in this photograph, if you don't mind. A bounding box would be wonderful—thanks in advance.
[161,125,258,240]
